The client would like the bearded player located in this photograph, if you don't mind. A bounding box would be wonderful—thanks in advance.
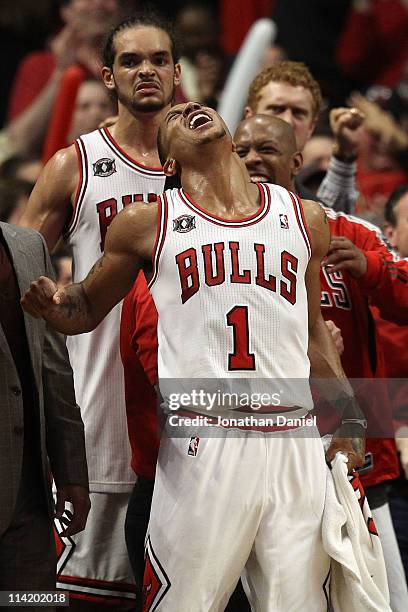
[18,14,179,607]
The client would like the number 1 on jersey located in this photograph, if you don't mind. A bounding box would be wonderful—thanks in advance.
[226,305,256,371]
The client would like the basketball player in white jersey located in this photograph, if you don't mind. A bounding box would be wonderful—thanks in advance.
[22,102,366,611]
[18,15,180,608]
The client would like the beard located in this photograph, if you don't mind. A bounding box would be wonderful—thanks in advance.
[116,83,175,115]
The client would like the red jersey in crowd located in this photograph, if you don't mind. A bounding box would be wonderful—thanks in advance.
[321,208,408,487]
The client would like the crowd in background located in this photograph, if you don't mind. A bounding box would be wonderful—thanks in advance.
[0,0,407,227]
[1,0,408,601]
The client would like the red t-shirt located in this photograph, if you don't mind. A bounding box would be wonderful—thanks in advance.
[120,272,159,480]
[8,51,56,120]
[373,308,408,430]
[320,209,408,486]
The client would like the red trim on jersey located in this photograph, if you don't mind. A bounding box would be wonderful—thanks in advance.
[65,138,88,238]
[289,191,312,258]
[100,128,164,175]
[178,182,270,227]
[148,193,168,289]
[58,575,136,592]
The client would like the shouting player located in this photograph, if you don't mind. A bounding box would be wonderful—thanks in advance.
[21,102,366,611]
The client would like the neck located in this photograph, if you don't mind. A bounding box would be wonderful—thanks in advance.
[109,103,170,164]
[181,149,257,216]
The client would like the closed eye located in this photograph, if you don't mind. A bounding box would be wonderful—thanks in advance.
[259,147,279,155]
[235,148,248,157]
[167,111,181,122]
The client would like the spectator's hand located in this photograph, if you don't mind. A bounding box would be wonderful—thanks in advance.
[196,52,222,104]
[396,426,408,479]
[20,276,66,318]
[325,320,344,355]
[50,26,82,72]
[99,115,118,129]
[349,92,408,152]
[330,107,365,158]
[55,485,91,537]
[326,422,366,474]
[324,236,368,277]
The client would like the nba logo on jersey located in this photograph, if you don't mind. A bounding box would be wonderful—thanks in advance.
[188,437,200,456]
[279,214,289,229]
[173,214,196,233]
[93,158,116,177]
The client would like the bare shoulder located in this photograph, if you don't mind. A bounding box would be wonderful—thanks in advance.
[26,144,78,203]
[18,144,79,249]
[301,199,330,259]
[43,144,78,191]
[105,201,159,260]
[301,199,326,229]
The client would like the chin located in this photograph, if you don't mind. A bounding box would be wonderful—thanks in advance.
[198,126,227,145]
[132,99,166,113]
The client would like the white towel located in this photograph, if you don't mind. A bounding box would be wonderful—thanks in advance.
[322,452,391,611]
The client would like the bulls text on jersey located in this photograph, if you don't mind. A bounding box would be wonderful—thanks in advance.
[175,241,298,305]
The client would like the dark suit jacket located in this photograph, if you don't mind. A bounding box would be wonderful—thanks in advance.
[0,222,88,537]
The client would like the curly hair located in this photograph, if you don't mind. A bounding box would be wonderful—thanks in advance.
[247,61,322,120]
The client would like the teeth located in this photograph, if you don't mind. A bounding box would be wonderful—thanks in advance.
[189,113,212,129]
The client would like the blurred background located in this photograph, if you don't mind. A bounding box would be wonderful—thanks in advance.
[0,0,407,226]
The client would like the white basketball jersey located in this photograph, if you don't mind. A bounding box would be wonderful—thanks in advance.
[66,128,165,491]
[149,184,314,413]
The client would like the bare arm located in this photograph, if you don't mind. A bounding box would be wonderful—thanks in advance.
[21,203,157,334]
[303,199,366,470]
[18,145,78,250]
[6,68,66,158]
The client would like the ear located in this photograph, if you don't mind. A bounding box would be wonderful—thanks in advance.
[163,158,179,177]
[102,66,115,91]
[307,117,318,141]
[174,63,181,87]
[244,106,253,118]
[291,152,303,177]
[383,222,396,246]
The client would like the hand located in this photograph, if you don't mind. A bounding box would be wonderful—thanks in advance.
[349,92,408,152]
[396,426,408,479]
[325,320,344,355]
[55,485,91,537]
[330,106,365,158]
[50,26,81,72]
[20,276,66,318]
[323,236,368,277]
[325,422,366,473]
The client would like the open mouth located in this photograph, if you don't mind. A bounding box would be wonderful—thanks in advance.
[136,81,160,92]
[188,112,213,130]
[248,172,270,183]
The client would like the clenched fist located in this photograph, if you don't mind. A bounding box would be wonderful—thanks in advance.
[21,276,66,319]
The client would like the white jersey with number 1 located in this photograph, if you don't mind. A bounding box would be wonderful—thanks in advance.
[149,183,314,414]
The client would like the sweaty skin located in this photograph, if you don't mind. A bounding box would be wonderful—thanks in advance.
[21,102,365,472]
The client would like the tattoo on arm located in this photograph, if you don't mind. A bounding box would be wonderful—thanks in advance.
[60,283,92,320]
[87,257,104,279]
